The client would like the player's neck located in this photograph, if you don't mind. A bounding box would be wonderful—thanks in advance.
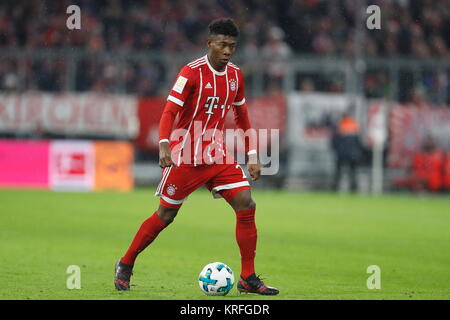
[206,53,226,72]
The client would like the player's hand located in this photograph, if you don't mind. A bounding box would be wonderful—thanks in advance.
[247,155,261,181]
[159,142,176,168]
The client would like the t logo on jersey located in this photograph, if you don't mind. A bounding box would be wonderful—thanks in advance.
[204,96,220,114]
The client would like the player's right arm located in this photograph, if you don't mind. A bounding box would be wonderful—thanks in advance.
[159,101,180,168]
[158,65,195,168]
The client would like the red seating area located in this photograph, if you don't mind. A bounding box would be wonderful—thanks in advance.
[395,150,450,192]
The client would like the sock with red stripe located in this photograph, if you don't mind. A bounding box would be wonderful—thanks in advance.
[120,211,167,266]
[235,208,257,279]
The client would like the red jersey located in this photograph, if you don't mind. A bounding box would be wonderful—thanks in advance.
[167,55,246,166]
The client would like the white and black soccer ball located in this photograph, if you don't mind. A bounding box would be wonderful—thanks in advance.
[198,262,234,296]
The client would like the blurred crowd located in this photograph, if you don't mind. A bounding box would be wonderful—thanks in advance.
[0,0,449,102]
[1,0,448,56]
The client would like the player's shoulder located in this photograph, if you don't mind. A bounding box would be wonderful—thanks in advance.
[227,61,240,71]
[177,56,207,80]
[227,61,243,79]
[186,56,207,70]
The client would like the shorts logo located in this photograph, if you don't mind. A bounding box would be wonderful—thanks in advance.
[166,184,177,196]
[229,79,236,91]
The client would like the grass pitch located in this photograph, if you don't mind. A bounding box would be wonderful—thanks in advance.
[0,188,449,300]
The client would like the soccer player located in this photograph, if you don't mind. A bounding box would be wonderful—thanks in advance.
[115,18,279,295]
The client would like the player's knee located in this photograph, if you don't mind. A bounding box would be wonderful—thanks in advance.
[231,191,256,211]
[247,198,256,210]
[157,206,179,225]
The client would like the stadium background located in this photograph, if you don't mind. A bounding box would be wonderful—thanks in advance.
[1,0,450,300]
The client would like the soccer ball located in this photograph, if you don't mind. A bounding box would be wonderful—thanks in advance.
[198,262,234,296]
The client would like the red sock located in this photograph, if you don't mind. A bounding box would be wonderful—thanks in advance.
[235,208,257,279]
[120,212,167,266]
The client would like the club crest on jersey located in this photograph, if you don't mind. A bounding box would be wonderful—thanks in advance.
[229,79,236,91]
[166,184,177,196]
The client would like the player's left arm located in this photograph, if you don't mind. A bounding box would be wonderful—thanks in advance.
[233,103,261,181]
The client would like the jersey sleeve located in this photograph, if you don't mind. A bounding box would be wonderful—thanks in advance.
[232,69,246,106]
[167,66,196,107]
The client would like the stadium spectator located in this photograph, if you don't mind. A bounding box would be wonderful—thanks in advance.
[394,136,445,192]
[262,26,292,83]
[331,110,363,192]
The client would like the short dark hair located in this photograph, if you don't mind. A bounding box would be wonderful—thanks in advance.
[208,18,239,38]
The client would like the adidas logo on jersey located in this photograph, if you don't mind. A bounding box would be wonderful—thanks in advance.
[205,82,212,89]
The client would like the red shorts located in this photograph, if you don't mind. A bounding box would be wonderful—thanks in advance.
[154,163,250,209]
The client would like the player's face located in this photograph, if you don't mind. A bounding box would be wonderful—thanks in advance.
[207,34,237,70]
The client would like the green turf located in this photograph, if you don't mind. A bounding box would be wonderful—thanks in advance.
[0,188,449,300]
